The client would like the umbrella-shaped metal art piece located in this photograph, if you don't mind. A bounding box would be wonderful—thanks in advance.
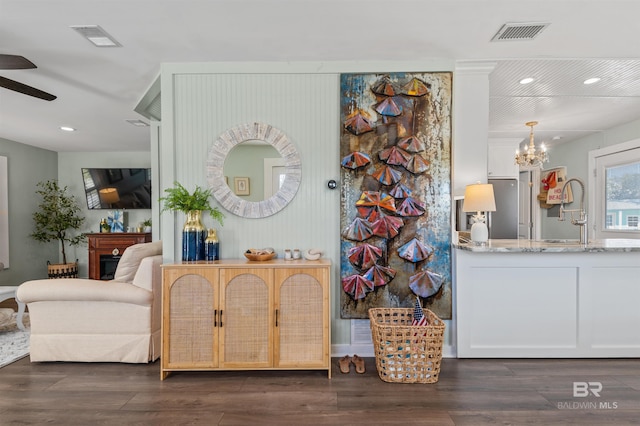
[397,136,425,153]
[401,77,430,97]
[344,112,374,135]
[371,165,403,186]
[378,145,411,167]
[374,97,402,117]
[342,217,374,241]
[363,264,396,287]
[405,154,430,174]
[341,151,371,170]
[342,274,375,300]
[371,213,404,239]
[356,191,397,221]
[396,196,426,217]
[409,269,444,298]
[371,76,396,97]
[398,237,434,262]
[389,182,413,199]
[348,243,383,270]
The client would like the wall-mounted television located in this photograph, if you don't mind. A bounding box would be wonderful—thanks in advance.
[81,168,151,210]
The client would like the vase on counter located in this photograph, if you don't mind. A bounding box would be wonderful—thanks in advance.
[182,210,206,261]
[205,228,219,261]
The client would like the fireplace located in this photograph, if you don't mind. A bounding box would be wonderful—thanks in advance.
[99,254,121,280]
[87,233,152,280]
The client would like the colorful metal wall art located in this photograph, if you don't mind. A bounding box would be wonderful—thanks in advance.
[340,72,452,319]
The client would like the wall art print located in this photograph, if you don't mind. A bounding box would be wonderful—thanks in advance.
[340,72,452,319]
[107,210,125,233]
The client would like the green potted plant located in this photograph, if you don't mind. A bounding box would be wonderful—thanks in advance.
[30,180,86,278]
[141,218,152,233]
[160,181,224,261]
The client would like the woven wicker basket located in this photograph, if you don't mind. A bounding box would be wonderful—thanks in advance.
[369,307,445,384]
[47,261,78,279]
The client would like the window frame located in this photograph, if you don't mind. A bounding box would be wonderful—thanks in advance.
[589,138,640,240]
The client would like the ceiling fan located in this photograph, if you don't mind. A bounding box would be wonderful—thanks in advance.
[0,54,57,101]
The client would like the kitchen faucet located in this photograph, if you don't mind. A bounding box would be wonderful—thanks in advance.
[558,177,588,244]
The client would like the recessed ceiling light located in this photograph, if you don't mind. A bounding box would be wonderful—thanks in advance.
[519,77,535,85]
[584,77,601,85]
[59,126,76,132]
[70,25,121,47]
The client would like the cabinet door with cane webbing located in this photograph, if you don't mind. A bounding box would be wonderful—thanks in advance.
[274,267,329,369]
[219,268,273,368]
[163,268,219,373]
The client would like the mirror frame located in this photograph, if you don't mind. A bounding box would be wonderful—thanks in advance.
[206,122,301,218]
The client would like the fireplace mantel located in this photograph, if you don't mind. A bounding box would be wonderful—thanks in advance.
[87,233,151,280]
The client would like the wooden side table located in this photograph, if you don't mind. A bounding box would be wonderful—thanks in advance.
[87,233,151,280]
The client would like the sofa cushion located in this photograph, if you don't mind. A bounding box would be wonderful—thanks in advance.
[113,240,162,283]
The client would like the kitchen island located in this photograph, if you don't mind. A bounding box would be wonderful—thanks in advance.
[455,239,640,358]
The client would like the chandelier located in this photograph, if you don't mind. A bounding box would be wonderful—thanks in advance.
[515,121,549,167]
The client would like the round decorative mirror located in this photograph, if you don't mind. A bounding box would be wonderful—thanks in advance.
[206,122,301,218]
[223,141,282,202]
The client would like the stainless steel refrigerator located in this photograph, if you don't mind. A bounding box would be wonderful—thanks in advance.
[488,178,518,239]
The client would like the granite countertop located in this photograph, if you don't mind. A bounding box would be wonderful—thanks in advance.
[453,238,640,253]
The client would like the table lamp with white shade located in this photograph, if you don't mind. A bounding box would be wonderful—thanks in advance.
[462,183,496,245]
[99,187,120,208]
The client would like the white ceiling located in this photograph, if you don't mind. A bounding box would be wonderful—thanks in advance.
[489,58,640,147]
[1,0,640,152]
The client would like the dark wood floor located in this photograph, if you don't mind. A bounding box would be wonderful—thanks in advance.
[1,356,640,425]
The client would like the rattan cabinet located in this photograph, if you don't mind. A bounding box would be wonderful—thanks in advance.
[161,259,331,379]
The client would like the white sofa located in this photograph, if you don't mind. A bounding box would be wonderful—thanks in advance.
[17,240,162,363]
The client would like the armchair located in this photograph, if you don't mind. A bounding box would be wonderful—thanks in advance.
[17,240,163,363]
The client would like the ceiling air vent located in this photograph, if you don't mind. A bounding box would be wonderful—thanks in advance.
[491,22,550,42]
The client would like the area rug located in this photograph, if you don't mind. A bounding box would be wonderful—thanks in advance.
[0,312,30,368]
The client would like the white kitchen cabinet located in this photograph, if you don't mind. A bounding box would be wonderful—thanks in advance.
[456,247,640,358]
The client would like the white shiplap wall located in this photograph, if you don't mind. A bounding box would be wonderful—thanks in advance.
[161,71,347,342]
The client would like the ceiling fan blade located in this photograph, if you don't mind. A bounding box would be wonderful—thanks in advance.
[0,76,56,101]
[0,54,37,70]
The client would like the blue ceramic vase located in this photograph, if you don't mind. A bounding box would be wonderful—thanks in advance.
[204,228,219,261]
[182,210,206,261]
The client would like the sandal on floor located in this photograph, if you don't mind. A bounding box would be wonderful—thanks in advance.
[339,355,351,374]
[352,354,365,374]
